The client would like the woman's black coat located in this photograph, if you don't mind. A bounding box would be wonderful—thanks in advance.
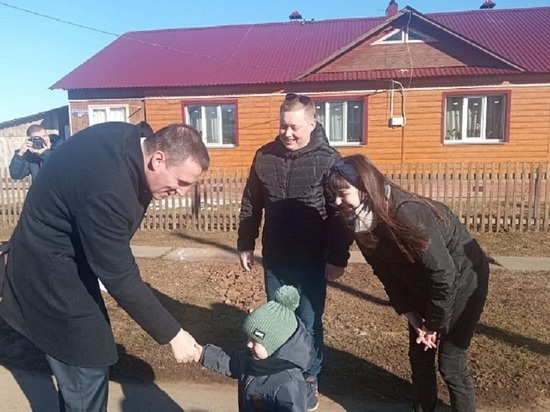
[357,190,489,333]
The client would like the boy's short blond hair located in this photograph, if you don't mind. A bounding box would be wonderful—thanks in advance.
[280,94,315,120]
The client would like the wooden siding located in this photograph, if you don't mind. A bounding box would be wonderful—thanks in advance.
[68,84,550,169]
[145,96,280,168]
[321,40,499,73]
[319,17,505,74]
[69,100,146,133]
[144,85,550,167]
[350,85,550,164]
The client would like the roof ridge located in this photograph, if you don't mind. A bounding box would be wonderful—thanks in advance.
[120,7,550,36]
[122,15,386,36]
[427,6,550,17]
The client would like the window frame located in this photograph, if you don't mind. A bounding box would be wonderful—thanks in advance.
[182,100,238,148]
[88,104,129,125]
[441,90,511,145]
[373,28,434,45]
[312,96,368,146]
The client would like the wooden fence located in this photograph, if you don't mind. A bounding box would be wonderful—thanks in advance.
[2,162,550,233]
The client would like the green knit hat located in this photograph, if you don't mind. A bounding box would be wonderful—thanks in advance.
[243,285,300,356]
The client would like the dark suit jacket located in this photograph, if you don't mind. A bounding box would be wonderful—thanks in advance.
[0,122,181,367]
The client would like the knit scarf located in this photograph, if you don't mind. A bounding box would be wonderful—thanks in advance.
[346,185,391,234]
[248,356,298,376]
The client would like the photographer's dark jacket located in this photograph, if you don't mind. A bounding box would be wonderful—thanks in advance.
[238,123,352,267]
[357,189,490,333]
[0,122,181,367]
[200,321,314,412]
[9,134,64,180]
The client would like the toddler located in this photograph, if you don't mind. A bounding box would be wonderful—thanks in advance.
[196,285,315,411]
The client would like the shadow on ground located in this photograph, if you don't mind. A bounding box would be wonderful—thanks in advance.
[0,317,55,410]
[149,286,422,411]
[175,232,237,254]
[0,317,184,411]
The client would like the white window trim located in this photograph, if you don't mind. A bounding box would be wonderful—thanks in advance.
[444,94,507,145]
[185,103,236,148]
[373,28,435,45]
[88,104,129,125]
[316,100,364,146]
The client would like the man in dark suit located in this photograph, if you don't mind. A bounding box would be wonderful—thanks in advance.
[0,121,210,411]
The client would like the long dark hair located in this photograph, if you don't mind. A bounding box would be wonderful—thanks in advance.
[329,154,447,262]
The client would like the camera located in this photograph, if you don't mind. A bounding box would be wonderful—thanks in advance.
[30,136,44,150]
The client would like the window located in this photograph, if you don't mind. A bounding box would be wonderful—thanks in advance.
[184,102,236,147]
[375,28,432,44]
[89,105,128,125]
[444,93,509,143]
[315,99,364,145]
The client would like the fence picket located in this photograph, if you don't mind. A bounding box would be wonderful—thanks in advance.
[481,163,487,233]
[544,163,550,231]
[495,163,502,232]
[1,164,549,233]
[526,163,538,230]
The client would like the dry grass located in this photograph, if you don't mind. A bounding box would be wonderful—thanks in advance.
[129,228,550,258]
[1,227,550,410]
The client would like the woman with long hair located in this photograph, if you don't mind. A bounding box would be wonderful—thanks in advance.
[328,154,489,412]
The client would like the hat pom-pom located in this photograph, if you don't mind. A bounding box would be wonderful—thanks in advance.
[274,285,300,311]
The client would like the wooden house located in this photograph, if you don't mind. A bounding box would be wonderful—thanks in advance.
[51,3,550,168]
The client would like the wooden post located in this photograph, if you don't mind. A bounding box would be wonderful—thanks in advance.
[496,163,502,233]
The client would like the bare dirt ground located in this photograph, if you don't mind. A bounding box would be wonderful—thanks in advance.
[1,227,550,411]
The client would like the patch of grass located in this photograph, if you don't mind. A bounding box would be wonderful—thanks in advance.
[1,227,550,410]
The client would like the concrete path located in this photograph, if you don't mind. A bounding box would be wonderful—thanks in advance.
[2,366,547,412]
[0,366,403,412]
[131,245,550,271]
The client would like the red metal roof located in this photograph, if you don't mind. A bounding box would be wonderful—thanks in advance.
[430,7,550,72]
[51,7,550,90]
[52,19,382,89]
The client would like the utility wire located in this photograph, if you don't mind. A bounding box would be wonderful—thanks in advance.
[0,1,119,37]
[0,1,298,74]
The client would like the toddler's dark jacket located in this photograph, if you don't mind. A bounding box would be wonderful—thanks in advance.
[200,321,314,411]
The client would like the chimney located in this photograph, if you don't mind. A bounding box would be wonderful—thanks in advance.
[289,10,303,20]
[480,0,496,9]
[386,0,398,17]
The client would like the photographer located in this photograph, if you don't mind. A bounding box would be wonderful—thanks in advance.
[9,124,63,180]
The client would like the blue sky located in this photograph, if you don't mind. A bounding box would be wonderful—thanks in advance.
[0,0,548,123]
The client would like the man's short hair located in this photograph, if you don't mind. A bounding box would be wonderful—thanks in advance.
[143,123,210,171]
[26,124,46,137]
[280,94,315,120]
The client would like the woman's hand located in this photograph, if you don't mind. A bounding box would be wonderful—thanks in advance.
[405,312,438,351]
[418,327,438,351]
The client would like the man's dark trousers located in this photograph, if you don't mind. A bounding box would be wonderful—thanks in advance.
[46,354,109,412]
